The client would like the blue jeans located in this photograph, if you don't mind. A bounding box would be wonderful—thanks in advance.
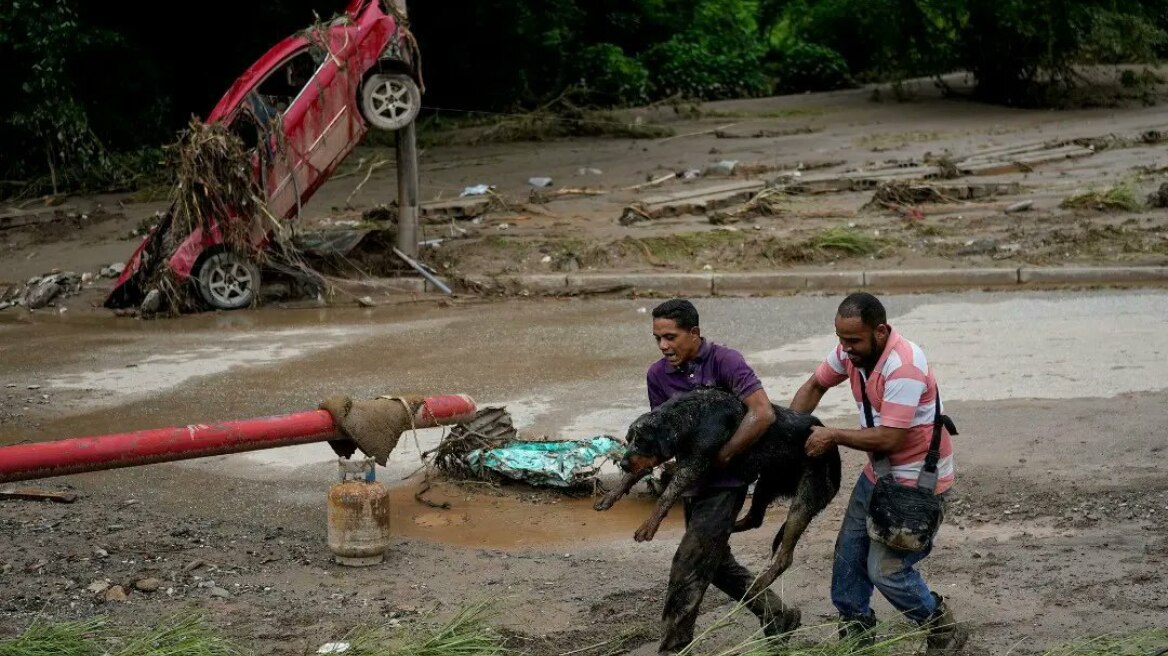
[831,473,943,624]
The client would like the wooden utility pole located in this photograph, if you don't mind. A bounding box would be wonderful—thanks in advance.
[394,0,419,259]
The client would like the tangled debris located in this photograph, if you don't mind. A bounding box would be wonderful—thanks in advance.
[424,407,518,481]
[0,271,85,311]
[863,181,959,210]
[113,118,326,317]
[709,187,787,224]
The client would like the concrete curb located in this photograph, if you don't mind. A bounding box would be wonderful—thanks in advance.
[465,266,1168,296]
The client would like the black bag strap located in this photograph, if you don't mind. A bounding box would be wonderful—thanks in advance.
[860,368,956,492]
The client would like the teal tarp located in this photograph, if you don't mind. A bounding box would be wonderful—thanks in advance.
[464,436,623,488]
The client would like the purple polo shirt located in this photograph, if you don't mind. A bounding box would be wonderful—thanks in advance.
[645,339,764,491]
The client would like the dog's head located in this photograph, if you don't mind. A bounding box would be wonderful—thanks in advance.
[617,411,678,474]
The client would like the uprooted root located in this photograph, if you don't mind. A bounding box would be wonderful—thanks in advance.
[423,407,518,481]
[862,181,959,211]
[709,187,788,224]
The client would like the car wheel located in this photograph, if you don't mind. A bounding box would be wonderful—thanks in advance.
[196,251,260,310]
[360,73,421,131]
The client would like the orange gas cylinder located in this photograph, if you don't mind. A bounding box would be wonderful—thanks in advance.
[327,458,391,566]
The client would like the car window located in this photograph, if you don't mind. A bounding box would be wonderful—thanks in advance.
[254,46,328,115]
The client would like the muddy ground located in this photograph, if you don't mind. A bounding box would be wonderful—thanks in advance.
[2,74,1168,304]
[2,292,1167,654]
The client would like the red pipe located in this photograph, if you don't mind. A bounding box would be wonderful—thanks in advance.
[0,394,476,484]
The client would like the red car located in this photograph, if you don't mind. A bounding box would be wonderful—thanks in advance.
[106,0,422,311]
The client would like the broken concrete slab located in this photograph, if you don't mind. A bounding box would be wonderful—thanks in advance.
[955,144,1094,176]
[621,181,767,224]
[420,197,494,222]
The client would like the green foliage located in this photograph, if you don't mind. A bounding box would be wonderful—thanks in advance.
[575,43,650,106]
[0,0,112,194]
[771,41,855,92]
[641,0,772,100]
[961,0,1168,105]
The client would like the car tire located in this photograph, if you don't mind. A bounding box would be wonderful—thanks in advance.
[360,73,421,131]
[196,251,260,311]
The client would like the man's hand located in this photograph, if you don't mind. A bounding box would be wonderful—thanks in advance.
[713,447,734,470]
[804,425,837,457]
[714,389,776,469]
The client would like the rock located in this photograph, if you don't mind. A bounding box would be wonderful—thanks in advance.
[81,272,94,285]
[958,238,998,256]
[528,177,553,187]
[356,296,376,308]
[1147,182,1168,209]
[104,262,126,278]
[705,160,738,176]
[140,289,162,314]
[104,585,129,602]
[134,578,162,593]
[210,586,231,598]
[94,547,109,558]
[87,581,111,594]
[183,559,207,573]
[27,385,41,390]
[1004,200,1034,214]
[24,276,64,310]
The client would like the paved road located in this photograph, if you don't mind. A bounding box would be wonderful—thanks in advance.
[3,289,1166,482]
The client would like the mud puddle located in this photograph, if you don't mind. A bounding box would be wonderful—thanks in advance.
[385,477,685,548]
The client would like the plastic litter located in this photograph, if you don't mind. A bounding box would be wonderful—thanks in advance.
[460,184,494,197]
[464,436,623,487]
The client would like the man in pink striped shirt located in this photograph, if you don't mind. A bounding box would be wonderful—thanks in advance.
[790,292,965,655]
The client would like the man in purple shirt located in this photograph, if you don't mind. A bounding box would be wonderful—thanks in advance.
[644,299,801,654]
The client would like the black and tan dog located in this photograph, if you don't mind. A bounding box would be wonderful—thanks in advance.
[593,386,842,596]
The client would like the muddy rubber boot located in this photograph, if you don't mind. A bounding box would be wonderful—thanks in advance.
[924,594,968,656]
[837,612,878,648]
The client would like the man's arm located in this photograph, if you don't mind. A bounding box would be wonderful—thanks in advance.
[805,424,907,457]
[790,374,829,414]
[715,388,776,468]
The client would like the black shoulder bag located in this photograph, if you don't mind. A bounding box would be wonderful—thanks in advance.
[859,371,958,553]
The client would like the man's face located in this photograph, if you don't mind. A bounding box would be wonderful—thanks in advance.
[653,318,701,368]
[834,314,889,370]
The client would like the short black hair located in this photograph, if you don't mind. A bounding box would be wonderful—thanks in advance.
[837,292,886,328]
[652,299,699,330]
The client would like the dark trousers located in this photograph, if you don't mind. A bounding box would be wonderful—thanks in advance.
[659,487,788,654]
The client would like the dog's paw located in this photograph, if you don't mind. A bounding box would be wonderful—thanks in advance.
[593,498,614,511]
[634,520,659,542]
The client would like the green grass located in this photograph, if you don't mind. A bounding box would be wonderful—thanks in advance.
[2,605,1167,656]
[0,618,105,656]
[1061,179,1145,212]
[345,602,507,656]
[810,226,887,256]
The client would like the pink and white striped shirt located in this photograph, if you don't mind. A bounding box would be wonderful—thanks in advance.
[814,328,955,493]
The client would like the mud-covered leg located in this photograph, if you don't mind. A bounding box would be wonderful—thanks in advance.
[593,468,652,511]
[746,476,823,597]
[733,475,779,533]
[635,459,707,542]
